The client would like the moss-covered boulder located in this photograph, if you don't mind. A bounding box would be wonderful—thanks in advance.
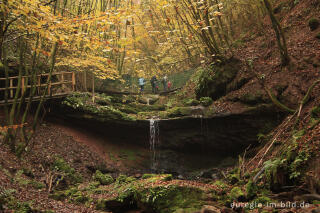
[137,185,204,213]
[183,98,200,106]
[167,107,192,118]
[93,170,114,185]
[62,93,135,121]
[309,18,319,31]
[195,57,241,100]
[94,175,207,213]
[229,186,245,201]
[199,97,213,107]
[52,157,83,188]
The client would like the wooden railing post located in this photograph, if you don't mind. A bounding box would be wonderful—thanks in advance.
[21,77,25,95]
[38,75,41,95]
[10,79,13,98]
[72,72,75,92]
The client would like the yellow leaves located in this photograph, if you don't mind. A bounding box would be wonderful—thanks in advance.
[213,11,223,17]
[56,54,119,80]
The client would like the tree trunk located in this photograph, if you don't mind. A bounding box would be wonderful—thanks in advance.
[263,0,290,66]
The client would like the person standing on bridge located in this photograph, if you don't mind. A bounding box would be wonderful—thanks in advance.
[138,77,145,93]
[167,80,172,91]
[150,76,158,94]
[162,75,168,92]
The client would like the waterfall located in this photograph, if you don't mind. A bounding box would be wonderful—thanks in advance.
[149,118,160,171]
[147,98,150,105]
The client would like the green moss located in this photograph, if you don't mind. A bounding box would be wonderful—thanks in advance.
[309,18,319,31]
[52,157,83,185]
[199,97,213,107]
[316,33,320,39]
[93,170,114,185]
[63,93,135,121]
[212,180,228,195]
[50,187,91,205]
[138,185,204,213]
[142,174,158,179]
[158,111,169,119]
[167,107,192,118]
[49,191,67,201]
[252,196,272,205]
[229,187,244,201]
[246,181,258,200]
[311,106,320,118]
[183,99,199,106]
[227,174,239,185]
[114,175,137,186]
[142,174,173,182]
[119,105,139,114]
[195,58,240,100]
[129,103,165,112]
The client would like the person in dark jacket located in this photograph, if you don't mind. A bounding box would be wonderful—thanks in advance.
[150,76,158,93]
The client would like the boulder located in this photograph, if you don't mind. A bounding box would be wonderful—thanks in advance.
[196,57,241,100]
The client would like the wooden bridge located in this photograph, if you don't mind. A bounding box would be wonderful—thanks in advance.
[0,72,75,105]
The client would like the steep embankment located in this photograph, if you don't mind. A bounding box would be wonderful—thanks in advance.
[186,0,320,205]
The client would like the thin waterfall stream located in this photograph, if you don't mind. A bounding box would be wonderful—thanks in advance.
[149,118,160,172]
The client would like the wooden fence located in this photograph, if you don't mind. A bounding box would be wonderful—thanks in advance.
[0,72,75,105]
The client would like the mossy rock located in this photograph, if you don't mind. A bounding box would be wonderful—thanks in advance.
[62,93,135,121]
[137,185,204,213]
[229,187,244,201]
[195,58,241,100]
[96,186,138,212]
[167,107,192,118]
[130,103,165,112]
[246,181,258,200]
[309,18,319,31]
[228,173,239,185]
[116,174,136,185]
[119,105,139,114]
[199,97,213,107]
[52,157,83,186]
[158,111,169,119]
[183,99,200,106]
[93,170,114,185]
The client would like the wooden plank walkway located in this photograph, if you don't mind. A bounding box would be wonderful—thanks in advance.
[0,72,75,105]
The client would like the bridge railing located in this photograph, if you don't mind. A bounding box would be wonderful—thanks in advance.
[0,72,75,103]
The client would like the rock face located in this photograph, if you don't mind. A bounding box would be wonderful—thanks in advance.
[196,57,241,100]
[158,106,284,155]
[49,98,284,161]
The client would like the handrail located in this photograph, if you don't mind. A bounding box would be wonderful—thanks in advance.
[0,71,73,80]
[0,72,75,101]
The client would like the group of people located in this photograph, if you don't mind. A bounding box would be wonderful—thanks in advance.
[138,75,172,93]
